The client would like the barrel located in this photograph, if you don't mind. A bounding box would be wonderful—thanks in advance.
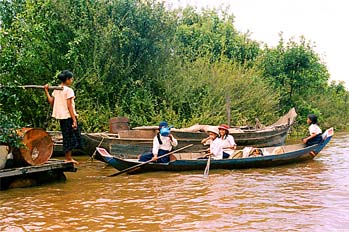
[0,145,9,169]
[109,117,130,133]
[13,128,53,166]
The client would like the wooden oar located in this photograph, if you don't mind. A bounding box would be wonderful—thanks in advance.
[203,153,212,177]
[109,144,194,177]
[0,84,63,90]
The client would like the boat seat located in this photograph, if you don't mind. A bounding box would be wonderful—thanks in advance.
[173,152,204,160]
[263,147,285,155]
[282,144,305,152]
[231,150,243,159]
[231,145,295,158]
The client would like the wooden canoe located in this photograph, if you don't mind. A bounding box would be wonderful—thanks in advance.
[97,128,333,174]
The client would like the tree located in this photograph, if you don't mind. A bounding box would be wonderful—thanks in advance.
[174,7,260,65]
[258,36,329,114]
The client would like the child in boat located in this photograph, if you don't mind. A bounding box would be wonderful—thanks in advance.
[201,126,223,159]
[302,114,323,146]
[138,121,178,163]
[44,70,81,164]
[217,124,237,159]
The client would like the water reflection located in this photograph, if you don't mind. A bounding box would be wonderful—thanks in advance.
[1,133,349,231]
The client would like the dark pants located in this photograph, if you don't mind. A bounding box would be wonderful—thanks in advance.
[60,118,82,153]
[306,134,323,146]
[138,149,170,163]
[223,152,230,159]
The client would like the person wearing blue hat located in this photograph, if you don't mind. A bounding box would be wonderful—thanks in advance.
[138,121,178,163]
[158,121,168,128]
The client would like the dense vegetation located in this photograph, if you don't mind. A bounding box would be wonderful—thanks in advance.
[1,0,348,145]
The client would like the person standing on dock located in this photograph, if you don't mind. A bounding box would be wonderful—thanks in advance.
[44,70,81,165]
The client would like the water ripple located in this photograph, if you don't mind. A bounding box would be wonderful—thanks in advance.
[1,133,349,231]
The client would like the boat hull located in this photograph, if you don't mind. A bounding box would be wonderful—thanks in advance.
[100,128,333,173]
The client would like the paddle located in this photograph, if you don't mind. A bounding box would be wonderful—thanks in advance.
[109,144,194,177]
[203,153,212,177]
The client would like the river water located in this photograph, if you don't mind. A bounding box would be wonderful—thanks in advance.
[1,133,349,231]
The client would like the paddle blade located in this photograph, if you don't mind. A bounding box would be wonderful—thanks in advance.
[203,155,211,177]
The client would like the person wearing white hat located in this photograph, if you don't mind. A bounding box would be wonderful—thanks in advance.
[201,126,223,159]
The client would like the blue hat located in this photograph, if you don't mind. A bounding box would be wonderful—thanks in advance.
[159,121,168,128]
[160,127,171,136]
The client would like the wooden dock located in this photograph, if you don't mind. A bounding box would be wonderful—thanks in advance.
[0,159,77,190]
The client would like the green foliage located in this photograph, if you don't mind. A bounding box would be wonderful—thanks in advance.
[174,7,260,65]
[0,112,24,148]
[0,86,24,148]
[0,0,348,133]
[308,81,349,130]
[164,58,280,127]
[258,36,330,113]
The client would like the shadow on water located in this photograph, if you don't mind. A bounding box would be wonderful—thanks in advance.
[1,133,349,231]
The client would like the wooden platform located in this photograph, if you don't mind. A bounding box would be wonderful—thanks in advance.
[0,159,77,190]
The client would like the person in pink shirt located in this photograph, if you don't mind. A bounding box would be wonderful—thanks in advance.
[44,70,81,164]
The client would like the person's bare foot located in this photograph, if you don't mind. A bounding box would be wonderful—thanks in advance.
[309,151,317,157]
[65,159,79,165]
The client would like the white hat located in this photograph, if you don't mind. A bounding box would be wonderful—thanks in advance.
[206,126,219,135]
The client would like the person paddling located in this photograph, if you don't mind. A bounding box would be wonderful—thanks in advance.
[138,121,178,163]
[201,126,223,159]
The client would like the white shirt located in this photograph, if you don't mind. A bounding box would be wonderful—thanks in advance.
[210,138,223,159]
[219,135,237,155]
[152,135,178,156]
[52,86,77,119]
[309,124,322,135]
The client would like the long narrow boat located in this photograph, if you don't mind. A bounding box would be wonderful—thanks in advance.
[97,128,333,174]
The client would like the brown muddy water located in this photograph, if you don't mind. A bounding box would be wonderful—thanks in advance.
[1,133,349,231]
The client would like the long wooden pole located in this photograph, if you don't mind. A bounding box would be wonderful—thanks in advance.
[20,85,63,90]
[109,144,194,177]
[0,84,63,90]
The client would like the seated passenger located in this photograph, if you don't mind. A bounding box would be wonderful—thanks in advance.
[217,124,237,159]
[302,114,323,146]
[138,121,178,163]
[201,126,223,159]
